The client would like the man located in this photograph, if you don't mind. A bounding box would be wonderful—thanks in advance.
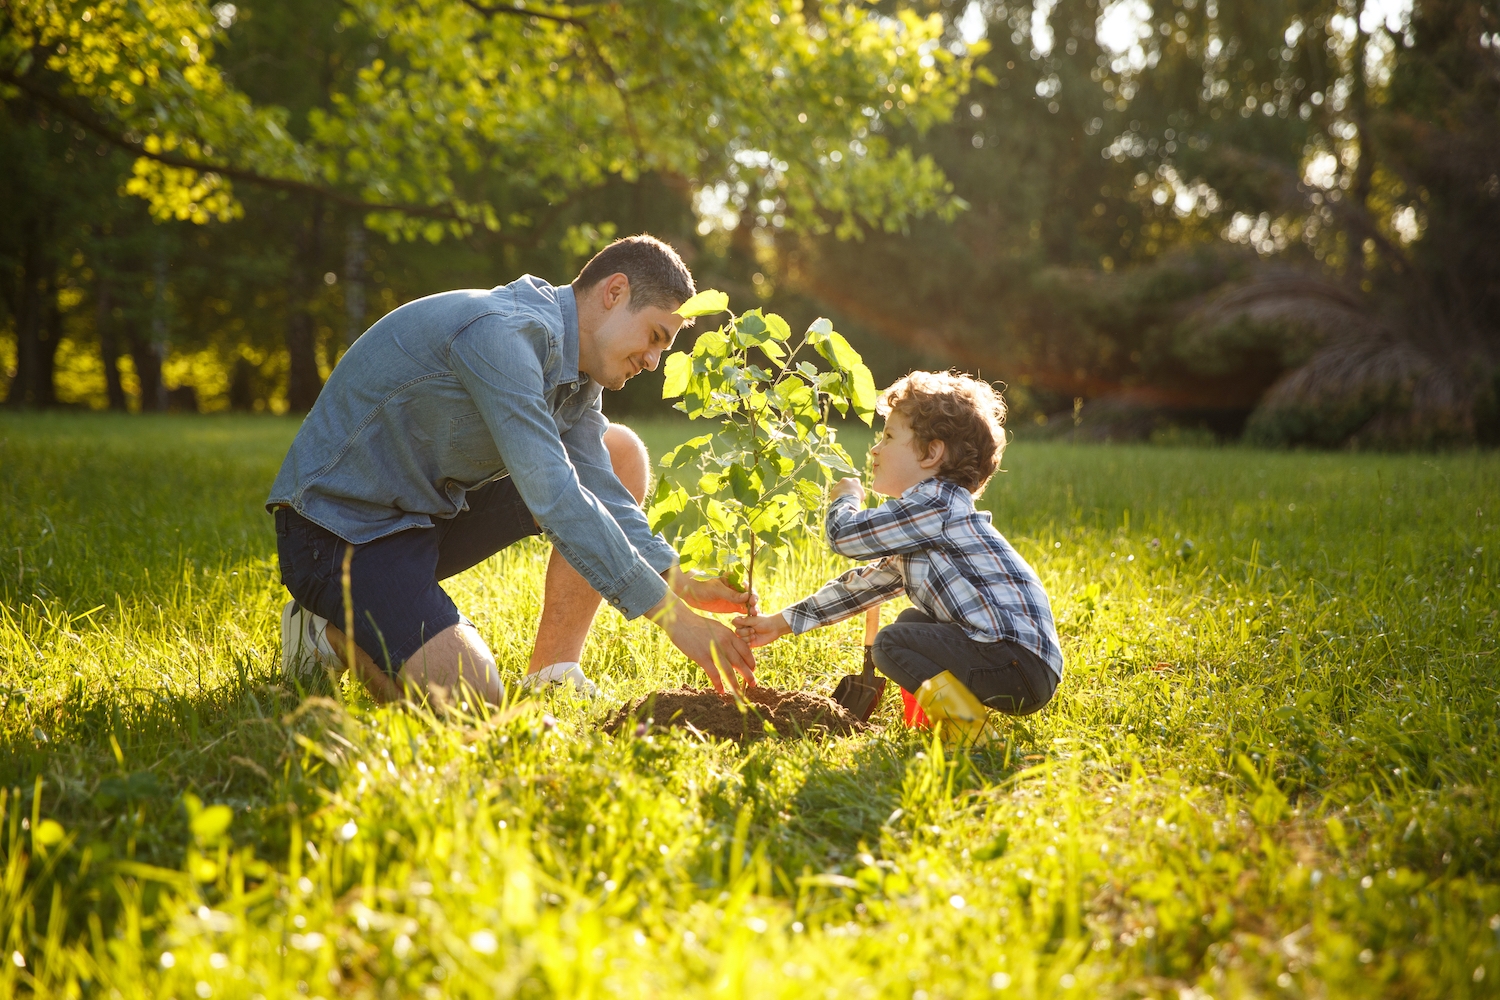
[267,235,756,705]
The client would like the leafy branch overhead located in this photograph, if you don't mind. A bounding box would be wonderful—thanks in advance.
[0,0,978,239]
[649,290,875,593]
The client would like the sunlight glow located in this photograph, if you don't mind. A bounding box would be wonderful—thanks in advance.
[957,1,988,45]
[1032,0,1058,56]
[1096,0,1154,71]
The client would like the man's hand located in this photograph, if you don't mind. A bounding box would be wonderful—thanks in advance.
[831,477,866,504]
[647,591,757,695]
[732,612,792,648]
[665,567,760,616]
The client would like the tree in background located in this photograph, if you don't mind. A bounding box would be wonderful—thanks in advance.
[1,0,977,410]
[787,0,1500,446]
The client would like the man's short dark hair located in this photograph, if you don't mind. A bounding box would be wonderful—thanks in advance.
[573,234,695,312]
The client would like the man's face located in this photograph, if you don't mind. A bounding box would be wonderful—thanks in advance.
[585,287,687,391]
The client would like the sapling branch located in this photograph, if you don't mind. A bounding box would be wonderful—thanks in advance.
[652,292,874,599]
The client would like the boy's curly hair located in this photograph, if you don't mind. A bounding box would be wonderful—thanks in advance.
[877,370,1008,494]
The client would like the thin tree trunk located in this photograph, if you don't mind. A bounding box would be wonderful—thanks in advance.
[344,220,366,349]
[7,233,46,408]
[36,276,61,408]
[286,200,325,411]
[145,251,171,412]
[96,278,127,411]
[127,321,166,413]
[1349,24,1375,285]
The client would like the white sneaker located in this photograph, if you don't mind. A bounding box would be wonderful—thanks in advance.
[520,662,599,699]
[280,600,344,686]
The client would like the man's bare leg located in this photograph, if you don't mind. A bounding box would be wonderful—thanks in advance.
[526,422,649,675]
[396,622,503,708]
[320,423,645,703]
[324,621,502,708]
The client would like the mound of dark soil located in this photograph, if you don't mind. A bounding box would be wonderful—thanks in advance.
[604,686,863,742]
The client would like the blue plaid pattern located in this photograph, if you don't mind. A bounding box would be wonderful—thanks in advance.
[783,478,1064,677]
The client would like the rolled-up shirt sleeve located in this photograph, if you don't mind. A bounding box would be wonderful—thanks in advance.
[448,320,667,619]
[562,402,679,576]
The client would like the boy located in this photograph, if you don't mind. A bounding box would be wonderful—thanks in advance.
[732,371,1063,746]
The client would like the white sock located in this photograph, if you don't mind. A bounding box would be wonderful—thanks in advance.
[522,662,597,696]
[523,661,579,686]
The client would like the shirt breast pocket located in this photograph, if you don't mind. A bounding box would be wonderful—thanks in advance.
[449,411,504,475]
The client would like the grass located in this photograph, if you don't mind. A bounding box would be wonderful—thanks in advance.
[1,410,1498,998]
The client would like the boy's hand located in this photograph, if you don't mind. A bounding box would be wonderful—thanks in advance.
[732,612,793,648]
[830,477,865,504]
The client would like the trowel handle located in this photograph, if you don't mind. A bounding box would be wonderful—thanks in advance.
[863,605,881,646]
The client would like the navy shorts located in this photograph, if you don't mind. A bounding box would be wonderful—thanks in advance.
[273,477,541,675]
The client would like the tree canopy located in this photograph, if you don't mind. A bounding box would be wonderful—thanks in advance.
[3,0,1496,447]
[3,0,972,236]
[794,0,1499,446]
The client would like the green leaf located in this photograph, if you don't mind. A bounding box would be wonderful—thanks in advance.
[764,312,792,341]
[729,465,761,506]
[735,311,769,345]
[692,330,729,360]
[807,317,834,338]
[813,329,863,373]
[661,352,692,399]
[974,830,1009,861]
[794,479,825,510]
[647,486,689,533]
[704,499,733,533]
[698,471,724,495]
[850,362,877,425]
[662,434,713,469]
[190,803,233,846]
[675,289,730,318]
[823,445,858,476]
[678,526,716,572]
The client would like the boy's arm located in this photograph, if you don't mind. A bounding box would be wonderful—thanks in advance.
[824,493,947,561]
[782,558,906,635]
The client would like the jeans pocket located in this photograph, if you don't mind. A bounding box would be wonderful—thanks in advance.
[277,518,334,608]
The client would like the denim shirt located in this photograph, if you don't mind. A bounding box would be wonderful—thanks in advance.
[267,276,674,619]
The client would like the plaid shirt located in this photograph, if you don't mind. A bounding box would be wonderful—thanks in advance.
[784,477,1064,677]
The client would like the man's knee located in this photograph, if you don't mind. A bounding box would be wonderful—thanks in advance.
[397,622,501,706]
[603,422,650,504]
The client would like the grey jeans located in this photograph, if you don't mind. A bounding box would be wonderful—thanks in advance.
[871,608,1059,716]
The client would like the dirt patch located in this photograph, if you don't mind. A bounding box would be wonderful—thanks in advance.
[604,686,863,742]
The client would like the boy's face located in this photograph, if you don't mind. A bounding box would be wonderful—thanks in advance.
[870,410,942,496]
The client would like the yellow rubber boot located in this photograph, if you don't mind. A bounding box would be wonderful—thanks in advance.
[914,671,999,748]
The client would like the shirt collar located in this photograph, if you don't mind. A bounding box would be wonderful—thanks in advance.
[556,282,582,385]
[903,477,972,507]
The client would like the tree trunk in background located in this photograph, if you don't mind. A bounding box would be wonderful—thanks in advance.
[36,279,61,408]
[96,279,128,411]
[344,220,366,348]
[6,231,49,408]
[1349,25,1375,287]
[143,251,171,412]
[127,321,166,413]
[286,200,325,411]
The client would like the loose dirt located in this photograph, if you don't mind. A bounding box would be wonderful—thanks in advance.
[604,686,863,742]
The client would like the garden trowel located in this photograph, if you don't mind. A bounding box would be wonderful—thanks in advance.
[831,606,886,723]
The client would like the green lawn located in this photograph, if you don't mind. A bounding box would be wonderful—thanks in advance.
[1,412,1498,998]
